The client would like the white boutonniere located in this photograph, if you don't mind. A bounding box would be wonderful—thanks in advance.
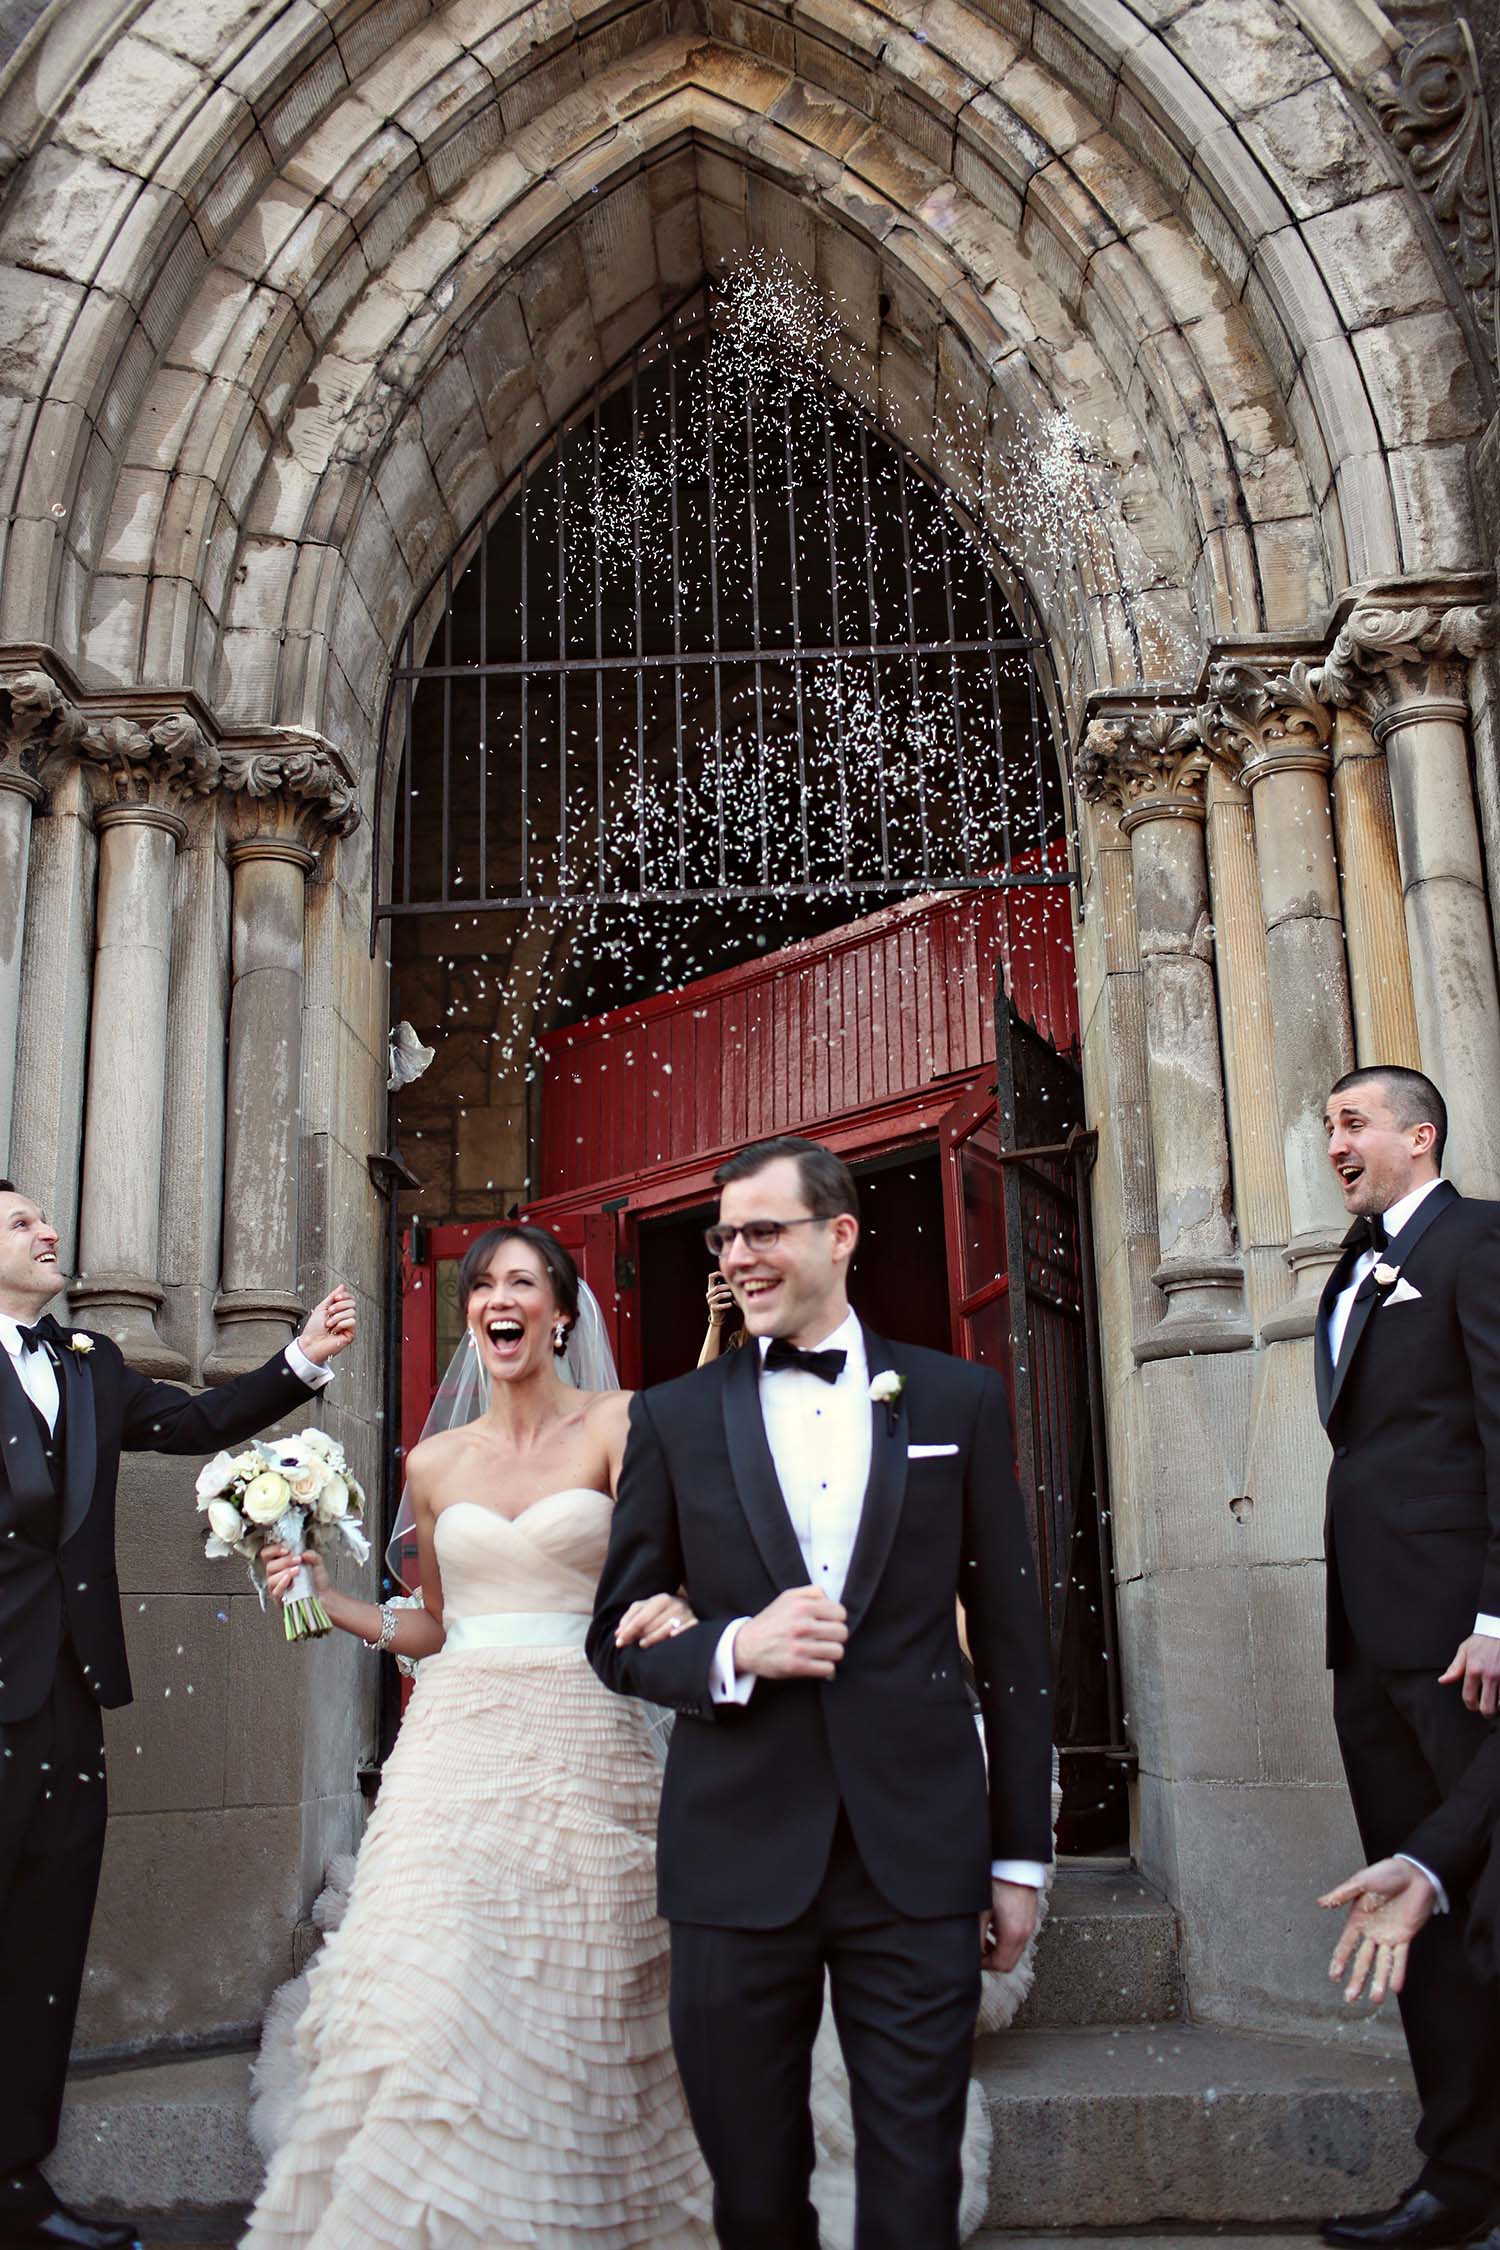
[67,1332,95,1356]
[1371,1262,1400,1292]
[869,1370,905,1432]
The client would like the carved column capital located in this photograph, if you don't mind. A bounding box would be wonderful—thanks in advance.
[1077,706,1210,831]
[0,665,81,800]
[1313,597,1498,736]
[219,732,361,858]
[75,708,220,827]
[1198,657,1332,783]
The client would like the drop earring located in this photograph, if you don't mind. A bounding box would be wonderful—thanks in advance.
[553,1321,567,1352]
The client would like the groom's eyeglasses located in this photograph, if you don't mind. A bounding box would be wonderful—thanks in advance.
[704,1217,829,1257]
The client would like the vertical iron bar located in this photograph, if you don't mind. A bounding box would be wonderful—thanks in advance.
[440,557,453,902]
[745,391,768,886]
[896,457,932,886]
[668,349,686,891]
[557,441,568,890]
[782,400,811,887]
[1025,615,1044,858]
[980,564,1016,874]
[937,499,973,877]
[857,420,891,877]
[478,498,489,901]
[631,357,647,895]
[520,467,530,898]
[400,654,414,906]
[821,396,851,882]
[706,352,726,889]
[1071,1128,1125,1748]
[592,384,606,893]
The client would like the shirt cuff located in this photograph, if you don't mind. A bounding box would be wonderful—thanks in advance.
[990,1859,1049,1889]
[1395,1853,1449,1915]
[284,1340,333,1389]
[1474,1613,1500,1640]
[709,1618,756,1705]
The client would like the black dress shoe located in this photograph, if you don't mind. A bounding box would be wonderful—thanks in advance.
[0,2206,141,2250]
[1323,2187,1491,2250]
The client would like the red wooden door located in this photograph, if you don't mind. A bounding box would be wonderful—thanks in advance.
[939,1080,1014,1398]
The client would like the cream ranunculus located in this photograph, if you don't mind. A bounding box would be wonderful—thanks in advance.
[242,1470,293,1524]
[206,1498,246,1543]
[260,1438,326,1504]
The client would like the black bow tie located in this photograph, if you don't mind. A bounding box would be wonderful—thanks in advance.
[1344,1213,1388,1256]
[13,1314,59,1356]
[763,1338,847,1384]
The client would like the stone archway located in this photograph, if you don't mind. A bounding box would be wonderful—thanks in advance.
[1,0,1498,2079]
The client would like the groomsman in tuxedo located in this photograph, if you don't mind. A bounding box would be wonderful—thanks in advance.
[1316,1070,1500,2250]
[590,1135,1053,2250]
[0,1182,356,2250]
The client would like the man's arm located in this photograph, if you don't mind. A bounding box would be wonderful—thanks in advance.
[1443,1219,1500,1712]
[1402,1724,1500,1898]
[587,1392,728,1716]
[118,1288,355,1455]
[961,1367,1054,1868]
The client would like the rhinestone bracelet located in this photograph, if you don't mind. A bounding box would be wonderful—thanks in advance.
[363,1602,399,1654]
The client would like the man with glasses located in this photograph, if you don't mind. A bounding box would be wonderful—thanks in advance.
[589,1134,1052,2250]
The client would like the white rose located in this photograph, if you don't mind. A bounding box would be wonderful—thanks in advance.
[315,1475,351,1520]
[206,1498,245,1543]
[303,1430,347,1471]
[230,1450,263,1480]
[194,1452,237,1506]
[259,1438,326,1504]
[868,1371,905,1404]
[242,1470,292,1524]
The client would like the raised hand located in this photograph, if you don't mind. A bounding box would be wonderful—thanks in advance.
[735,1586,848,1680]
[1319,1857,1437,2004]
[297,1286,357,1366]
[616,1592,699,1648]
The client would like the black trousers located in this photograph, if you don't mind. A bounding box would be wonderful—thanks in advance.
[1334,1650,1500,2213]
[0,1649,108,2181]
[668,1811,981,2250]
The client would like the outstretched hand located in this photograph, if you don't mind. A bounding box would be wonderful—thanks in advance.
[297,1287,357,1366]
[1319,1857,1437,2005]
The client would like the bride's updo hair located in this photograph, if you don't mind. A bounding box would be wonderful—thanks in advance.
[460,1224,581,1353]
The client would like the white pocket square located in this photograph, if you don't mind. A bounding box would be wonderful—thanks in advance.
[1384,1277,1422,1305]
[908,1442,959,1458]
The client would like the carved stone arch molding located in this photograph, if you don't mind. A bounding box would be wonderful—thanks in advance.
[0,0,1484,788]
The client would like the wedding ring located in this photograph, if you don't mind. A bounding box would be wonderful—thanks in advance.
[667,1620,682,1635]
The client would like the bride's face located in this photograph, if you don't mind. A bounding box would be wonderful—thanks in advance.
[467,1243,561,1383]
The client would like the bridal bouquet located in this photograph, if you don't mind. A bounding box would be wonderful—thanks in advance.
[195,1431,370,1641]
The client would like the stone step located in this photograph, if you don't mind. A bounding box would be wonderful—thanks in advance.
[57,2021,1415,2230]
[1020,1863,1182,2026]
[976,2023,1416,2230]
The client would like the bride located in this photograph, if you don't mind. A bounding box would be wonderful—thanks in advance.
[241,1222,714,2248]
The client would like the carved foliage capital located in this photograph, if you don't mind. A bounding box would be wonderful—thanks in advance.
[0,666,80,792]
[77,708,220,816]
[1198,657,1332,774]
[1312,601,1497,720]
[220,735,361,855]
[1076,706,1209,826]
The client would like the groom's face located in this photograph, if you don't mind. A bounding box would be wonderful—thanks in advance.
[0,1192,62,1313]
[717,1157,856,1346]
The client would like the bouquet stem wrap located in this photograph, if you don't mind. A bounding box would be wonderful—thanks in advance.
[274,1503,333,1641]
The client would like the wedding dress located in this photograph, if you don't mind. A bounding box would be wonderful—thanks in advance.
[241,1490,715,2249]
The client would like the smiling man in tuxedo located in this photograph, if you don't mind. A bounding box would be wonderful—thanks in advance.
[0,1183,356,2250]
[1316,1069,1500,2250]
[589,1135,1052,2250]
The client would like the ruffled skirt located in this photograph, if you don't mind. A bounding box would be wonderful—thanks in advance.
[241,1641,714,2249]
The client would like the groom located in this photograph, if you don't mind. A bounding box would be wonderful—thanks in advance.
[0,1180,356,2250]
[590,1135,1053,2249]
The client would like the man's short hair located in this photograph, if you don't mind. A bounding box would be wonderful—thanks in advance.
[1328,1066,1447,1168]
[0,1180,13,1195]
[714,1136,860,1222]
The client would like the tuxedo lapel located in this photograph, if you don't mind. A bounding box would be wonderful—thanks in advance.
[55,1335,98,1546]
[721,1339,810,1595]
[838,1327,909,1636]
[0,1343,53,1509]
[1326,1182,1459,1422]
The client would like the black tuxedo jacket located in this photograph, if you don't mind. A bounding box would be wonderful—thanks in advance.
[1317,1183,1500,1671]
[587,1325,1053,1928]
[0,1326,316,1721]
[1404,1725,1500,1987]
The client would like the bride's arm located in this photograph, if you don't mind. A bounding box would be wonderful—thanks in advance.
[588,1391,697,1651]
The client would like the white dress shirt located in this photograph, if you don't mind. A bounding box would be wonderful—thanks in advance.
[0,1317,330,1441]
[709,1309,1047,1891]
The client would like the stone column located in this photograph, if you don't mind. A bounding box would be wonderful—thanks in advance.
[0,672,63,1171]
[1200,659,1353,1340]
[1078,707,1251,1360]
[1315,586,1500,1195]
[72,714,219,1374]
[206,740,359,1381]
[1328,705,1421,1069]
